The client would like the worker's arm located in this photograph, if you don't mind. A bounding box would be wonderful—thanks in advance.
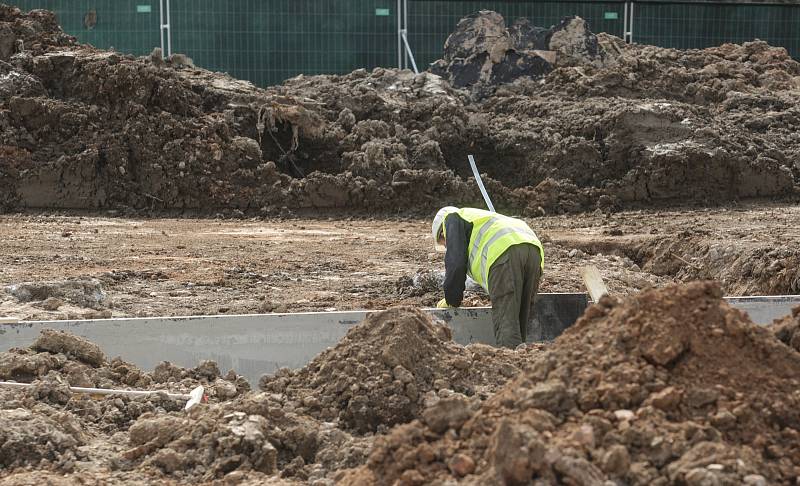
[443,214,471,307]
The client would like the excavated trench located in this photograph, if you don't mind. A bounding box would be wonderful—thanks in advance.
[553,233,800,295]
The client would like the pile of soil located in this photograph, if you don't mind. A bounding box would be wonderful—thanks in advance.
[3,288,800,483]
[342,281,800,484]
[770,305,800,352]
[0,329,249,473]
[0,308,533,484]
[259,307,531,433]
[431,12,605,91]
[1,329,249,395]
[1,5,798,215]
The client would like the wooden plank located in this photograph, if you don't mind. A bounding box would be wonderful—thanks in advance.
[581,265,609,302]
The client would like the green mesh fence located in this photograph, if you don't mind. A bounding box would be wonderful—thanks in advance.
[10,0,160,55]
[406,0,626,69]
[169,0,397,87]
[6,1,800,87]
[633,2,800,58]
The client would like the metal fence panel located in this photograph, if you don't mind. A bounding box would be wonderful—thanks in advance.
[169,0,398,87]
[633,2,800,58]
[11,0,160,56]
[406,0,627,69]
[7,1,800,87]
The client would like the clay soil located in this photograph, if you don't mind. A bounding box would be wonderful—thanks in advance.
[0,202,798,320]
[3,283,800,485]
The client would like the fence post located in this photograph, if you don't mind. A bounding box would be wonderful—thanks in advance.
[397,0,403,68]
[159,0,172,57]
[624,1,634,43]
[403,0,409,69]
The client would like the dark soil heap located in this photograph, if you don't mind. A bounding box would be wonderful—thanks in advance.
[431,12,605,91]
[1,5,799,215]
[260,307,531,433]
[342,282,800,485]
[770,305,800,352]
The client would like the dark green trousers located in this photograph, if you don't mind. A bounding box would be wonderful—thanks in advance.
[487,243,542,348]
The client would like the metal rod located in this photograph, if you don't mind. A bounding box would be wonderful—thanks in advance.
[401,31,419,74]
[468,155,496,213]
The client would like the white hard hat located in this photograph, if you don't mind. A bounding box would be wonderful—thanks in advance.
[432,206,457,252]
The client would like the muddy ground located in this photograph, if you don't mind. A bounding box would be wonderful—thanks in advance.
[0,203,798,320]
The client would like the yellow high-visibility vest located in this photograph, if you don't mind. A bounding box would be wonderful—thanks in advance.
[444,208,544,292]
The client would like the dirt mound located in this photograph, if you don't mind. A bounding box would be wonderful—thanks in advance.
[32,328,106,365]
[547,35,800,103]
[431,13,605,92]
[260,307,530,433]
[770,306,800,352]
[0,328,249,404]
[0,407,85,471]
[343,282,800,484]
[6,279,107,309]
[118,391,373,482]
[0,4,75,58]
[0,6,799,214]
[632,236,800,295]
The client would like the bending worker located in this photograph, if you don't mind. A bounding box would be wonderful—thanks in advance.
[432,207,544,348]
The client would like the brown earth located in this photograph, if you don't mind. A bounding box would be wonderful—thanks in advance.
[1,5,799,216]
[259,307,537,434]
[0,328,250,484]
[2,203,798,321]
[770,305,800,352]
[342,282,800,485]
[0,307,534,484]
[3,284,800,484]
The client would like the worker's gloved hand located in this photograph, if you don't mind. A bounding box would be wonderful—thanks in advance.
[436,298,450,309]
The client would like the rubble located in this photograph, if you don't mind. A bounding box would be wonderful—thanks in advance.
[341,282,800,484]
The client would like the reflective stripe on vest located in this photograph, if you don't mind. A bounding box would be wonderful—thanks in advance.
[455,207,544,292]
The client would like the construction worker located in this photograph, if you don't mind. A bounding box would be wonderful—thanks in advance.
[432,207,544,348]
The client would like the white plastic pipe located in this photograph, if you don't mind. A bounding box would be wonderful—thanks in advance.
[468,155,495,212]
[0,381,204,410]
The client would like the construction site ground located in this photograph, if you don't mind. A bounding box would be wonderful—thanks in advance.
[2,202,798,321]
[5,5,800,484]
